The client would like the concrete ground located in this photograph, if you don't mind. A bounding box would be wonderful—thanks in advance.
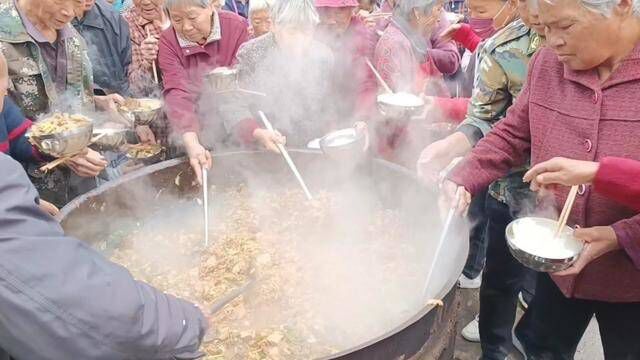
[452,288,604,360]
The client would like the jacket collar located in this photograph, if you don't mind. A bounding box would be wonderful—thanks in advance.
[73,5,104,30]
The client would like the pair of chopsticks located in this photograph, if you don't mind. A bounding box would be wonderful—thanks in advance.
[257,111,313,201]
[146,28,159,84]
[202,166,210,247]
[555,185,579,238]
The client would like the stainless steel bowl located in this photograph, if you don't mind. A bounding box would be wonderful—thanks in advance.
[126,144,165,165]
[120,98,163,126]
[92,128,129,151]
[28,121,94,158]
[505,217,583,273]
[206,67,239,93]
[319,128,368,163]
[377,92,425,120]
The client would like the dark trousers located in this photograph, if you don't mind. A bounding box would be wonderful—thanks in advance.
[463,189,488,279]
[479,194,537,360]
[515,273,640,360]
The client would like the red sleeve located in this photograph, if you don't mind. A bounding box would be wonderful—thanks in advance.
[353,26,379,119]
[593,157,640,211]
[158,32,200,135]
[234,118,259,145]
[434,97,469,123]
[452,24,482,53]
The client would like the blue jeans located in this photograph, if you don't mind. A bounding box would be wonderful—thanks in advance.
[479,194,537,360]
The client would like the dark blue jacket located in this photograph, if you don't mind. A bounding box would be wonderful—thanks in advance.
[0,96,39,164]
[224,0,249,18]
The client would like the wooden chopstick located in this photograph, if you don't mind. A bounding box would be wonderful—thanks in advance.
[365,58,393,94]
[555,185,579,238]
[146,28,159,84]
[39,157,68,173]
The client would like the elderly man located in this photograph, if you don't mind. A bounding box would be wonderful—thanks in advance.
[0,153,207,360]
[159,0,248,184]
[444,0,640,357]
[0,0,121,207]
[73,0,132,96]
[315,0,378,120]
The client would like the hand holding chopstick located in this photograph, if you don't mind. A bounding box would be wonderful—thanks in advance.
[257,111,313,201]
[555,185,579,238]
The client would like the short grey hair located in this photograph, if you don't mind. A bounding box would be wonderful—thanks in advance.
[542,0,640,16]
[270,0,320,27]
[164,0,209,11]
[394,0,439,20]
[250,0,273,16]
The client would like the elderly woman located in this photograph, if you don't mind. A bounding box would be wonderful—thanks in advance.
[249,0,274,38]
[445,0,640,357]
[124,0,172,97]
[158,0,249,183]
[315,0,378,119]
[217,0,337,152]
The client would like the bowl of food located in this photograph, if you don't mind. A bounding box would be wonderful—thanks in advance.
[125,143,164,165]
[119,98,163,126]
[27,113,94,158]
[206,66,239,93]
[92,127,129,151]
[505,217,584,273]
[318,128,368,163]
[377,92,425,120]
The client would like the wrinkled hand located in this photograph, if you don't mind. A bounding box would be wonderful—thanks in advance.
[183,132,213,186]
[95,93,125,112]
[141,35,160,66]
[439,180,472,217]
[523,157,599,191]
[417,133,471,186]
[554,226,620,276]
[38,199,60,217]
[135,125,157,145]
[439,23,462,43]
[67,148,108,177]
[253,128,286,154]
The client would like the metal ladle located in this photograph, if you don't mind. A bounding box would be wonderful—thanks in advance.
[422,189,462,299]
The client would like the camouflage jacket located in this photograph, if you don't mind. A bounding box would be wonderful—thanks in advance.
[0,0,94,119]
[456,19,543,206]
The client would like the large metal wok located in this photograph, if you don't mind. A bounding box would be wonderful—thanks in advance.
[59,151,468,360]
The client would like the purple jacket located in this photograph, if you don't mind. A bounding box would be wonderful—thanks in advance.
[159,11,249,135]
[449,45,640,303]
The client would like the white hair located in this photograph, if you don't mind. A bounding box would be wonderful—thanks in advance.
[250,0,274,16]
[164,0,209,10]
[394,0,439,20]
[270,0,319,27]
[542,0,640,16]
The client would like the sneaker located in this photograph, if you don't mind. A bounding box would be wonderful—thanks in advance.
[458,272,482,289]
[461,315,480,342]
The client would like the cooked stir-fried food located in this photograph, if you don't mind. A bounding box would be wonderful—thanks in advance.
[119,98,162,113]
[30,113,91,137]
[126,144,162,159]
[110,186,418,360]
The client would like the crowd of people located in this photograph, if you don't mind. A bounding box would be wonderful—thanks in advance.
[0,0,639,358]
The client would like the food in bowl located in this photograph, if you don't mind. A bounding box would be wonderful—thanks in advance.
[510,217,582,259]
[30,113,92,137]
[119,98,162,113]
[377,92,425,108]
[126,143,162,159]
